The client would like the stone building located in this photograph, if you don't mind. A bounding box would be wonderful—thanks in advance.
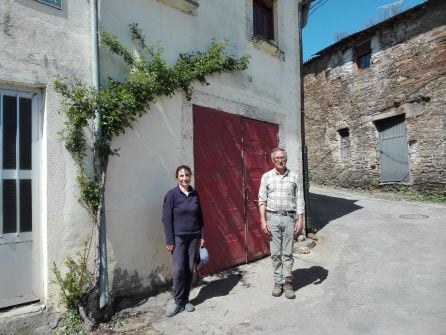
[0,0,311,312]
[303,0,445,194]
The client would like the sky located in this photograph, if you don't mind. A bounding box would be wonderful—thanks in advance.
[302,0,425,61]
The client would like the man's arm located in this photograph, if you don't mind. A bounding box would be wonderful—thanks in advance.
[294,171,305,235]
[294,214,304,235]
[258,173,269,234]
[259,204,269,234]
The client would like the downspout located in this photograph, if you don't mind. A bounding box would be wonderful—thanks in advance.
[299,1,311,237]
[90,0,109,309]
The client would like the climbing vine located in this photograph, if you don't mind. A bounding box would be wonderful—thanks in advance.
[55,23,248,220]
[53,22,249,319]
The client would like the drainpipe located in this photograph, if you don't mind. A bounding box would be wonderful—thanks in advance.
[90,0,109,309]
[299,3,311,237]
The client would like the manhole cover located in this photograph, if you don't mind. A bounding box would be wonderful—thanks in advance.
[399,214,430,219]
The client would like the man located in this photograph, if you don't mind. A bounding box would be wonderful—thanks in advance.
[258,147,305,299]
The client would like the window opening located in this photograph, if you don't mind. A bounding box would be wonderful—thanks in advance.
[337,128,350,160]
[1,92,34,235]
[355,41,371,69]
[253,0,274,41]
[36,0,62,9]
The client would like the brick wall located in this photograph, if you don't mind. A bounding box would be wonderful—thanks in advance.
[303,0,446,194]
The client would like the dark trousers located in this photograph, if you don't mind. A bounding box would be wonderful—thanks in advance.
[172,235,199,306]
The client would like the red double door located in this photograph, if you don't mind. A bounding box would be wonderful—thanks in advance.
[193,105,278,275]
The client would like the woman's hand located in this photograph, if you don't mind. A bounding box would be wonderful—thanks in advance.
[166,244,175,253]
[200,239,205,248]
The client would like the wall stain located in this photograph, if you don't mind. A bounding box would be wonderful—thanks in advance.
[2,0,14,36]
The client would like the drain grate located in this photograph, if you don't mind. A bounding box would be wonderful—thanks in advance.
[399,214,430,219]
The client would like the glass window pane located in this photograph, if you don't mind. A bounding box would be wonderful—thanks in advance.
[3,95,17,169]
[253,1,274,40]
[37,0,62,9]
[20,98,32,170]
[3,180,17,234]
[359,53,371,69]
[20,179,32,232]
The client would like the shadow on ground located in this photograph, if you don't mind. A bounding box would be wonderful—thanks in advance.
[190,272,243,306]
[292,266,329,291]
[307,192,363,232]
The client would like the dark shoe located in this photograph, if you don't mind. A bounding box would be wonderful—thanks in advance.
[184,302,195,312]
[165,303,184,317]
[283,282,296,299]
[272,283,283,297]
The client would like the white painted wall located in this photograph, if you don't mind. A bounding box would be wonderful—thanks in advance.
[100,0,305,298]
[0,0,91,307]
[0,0,306,308]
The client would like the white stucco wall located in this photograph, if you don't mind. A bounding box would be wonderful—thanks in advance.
[100,0,305,299]
[0,0,91,306]
[0,0,305,309]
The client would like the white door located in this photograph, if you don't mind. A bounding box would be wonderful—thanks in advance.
[0,89,39,308]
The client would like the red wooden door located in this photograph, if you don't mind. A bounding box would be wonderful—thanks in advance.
[242,118,278,261]
[193,106,278,275]
[193,106,245,274]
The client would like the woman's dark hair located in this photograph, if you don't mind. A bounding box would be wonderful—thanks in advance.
[175,165,192,178]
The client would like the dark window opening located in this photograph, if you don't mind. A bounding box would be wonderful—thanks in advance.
[3,95,17,169]
[253,0,274,41]
[3,180,17,234]
[355,41,371,69]
[20,98,33,170]
[20,179,32,232]
[338,128,350,160]
[1,92,35,235]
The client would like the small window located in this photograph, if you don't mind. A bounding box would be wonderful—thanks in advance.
[253,0,274,41]
[337,128,350,160]
[355,41,371,69]
[36,0,62,9]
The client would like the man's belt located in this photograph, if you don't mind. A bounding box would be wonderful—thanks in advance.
[267,210,296,216]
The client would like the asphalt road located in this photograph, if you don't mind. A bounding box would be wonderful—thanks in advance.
[107,185,446,335]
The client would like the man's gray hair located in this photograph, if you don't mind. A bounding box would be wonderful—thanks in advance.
[271,147,287,160]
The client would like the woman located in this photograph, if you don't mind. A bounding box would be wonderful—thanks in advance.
[162,165,205,317]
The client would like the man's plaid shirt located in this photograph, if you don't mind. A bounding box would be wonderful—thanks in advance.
[258,168,305,215]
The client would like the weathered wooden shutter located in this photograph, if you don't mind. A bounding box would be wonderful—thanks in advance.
[376,115,410,183]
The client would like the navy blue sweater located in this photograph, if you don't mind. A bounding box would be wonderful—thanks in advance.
[162,186,205,245]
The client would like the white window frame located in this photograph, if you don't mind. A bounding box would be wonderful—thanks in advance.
[0,89,39,245]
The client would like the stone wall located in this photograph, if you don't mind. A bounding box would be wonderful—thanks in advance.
[303,0,446,194]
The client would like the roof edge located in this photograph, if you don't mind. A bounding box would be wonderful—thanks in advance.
[304,0,439,64]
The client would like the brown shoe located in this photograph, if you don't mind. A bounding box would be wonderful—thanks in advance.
[283,281,295,299]
[272,283,283,297]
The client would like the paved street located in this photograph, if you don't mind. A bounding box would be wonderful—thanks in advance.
[3,188,443,335]
[96,185,446,335]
